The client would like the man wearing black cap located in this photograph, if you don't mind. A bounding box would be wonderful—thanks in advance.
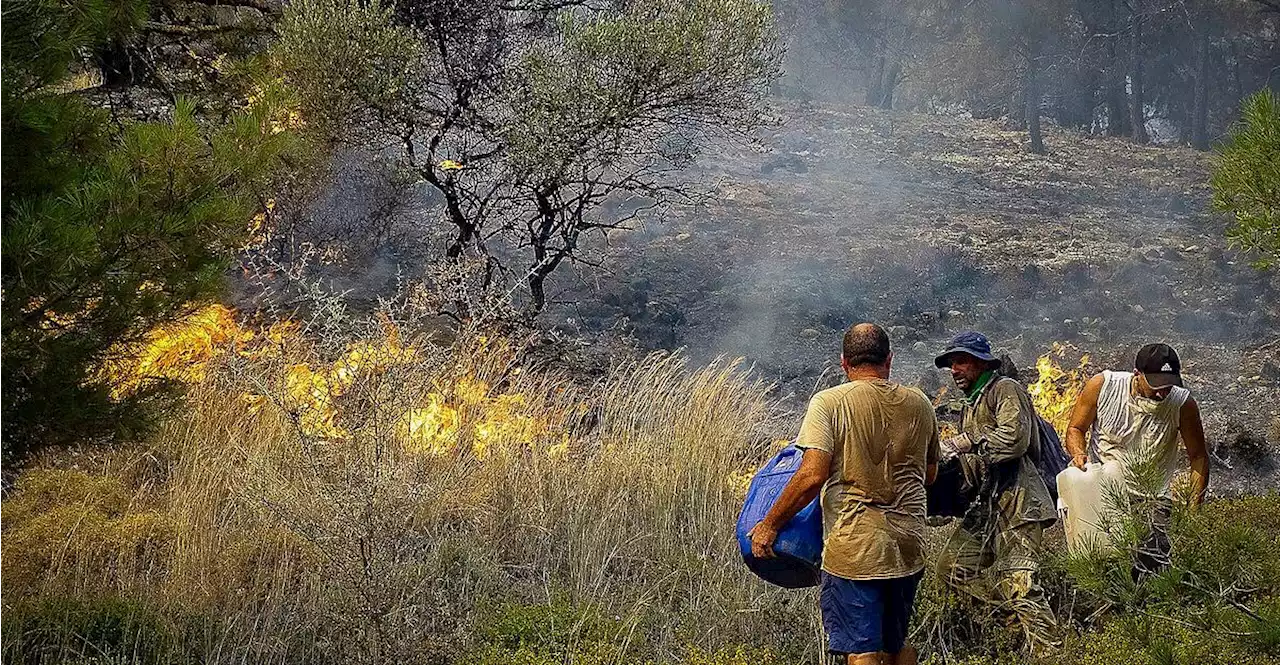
[932,331,1059,652]
[1065,343,1209,575]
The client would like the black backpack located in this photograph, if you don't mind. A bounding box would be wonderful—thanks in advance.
[1031,412,1070,502]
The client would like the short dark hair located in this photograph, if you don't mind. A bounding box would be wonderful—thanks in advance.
[842,323,891,368]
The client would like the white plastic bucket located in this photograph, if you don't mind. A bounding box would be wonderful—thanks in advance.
[1056,461,1129,555]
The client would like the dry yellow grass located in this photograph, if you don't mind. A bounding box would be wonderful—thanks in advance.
[2,330,814,664]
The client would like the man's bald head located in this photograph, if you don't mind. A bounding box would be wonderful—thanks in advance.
[842,323,891,369]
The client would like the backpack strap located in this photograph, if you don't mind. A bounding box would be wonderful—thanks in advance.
[979,376,1043,462]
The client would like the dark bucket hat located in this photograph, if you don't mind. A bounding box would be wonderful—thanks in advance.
[934,331,1001,368]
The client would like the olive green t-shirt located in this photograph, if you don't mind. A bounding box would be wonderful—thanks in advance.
[796,379,940,581]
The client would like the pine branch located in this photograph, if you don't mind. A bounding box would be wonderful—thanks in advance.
[143,20,268,36]
[180,0,280,14]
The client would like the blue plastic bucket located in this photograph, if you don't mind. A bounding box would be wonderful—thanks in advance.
[735,443,823,588]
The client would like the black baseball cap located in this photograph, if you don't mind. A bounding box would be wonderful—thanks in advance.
[1135,343,1182,388]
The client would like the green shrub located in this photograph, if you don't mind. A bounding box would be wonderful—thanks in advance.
[477,601,628,655]
[1241,596,1280,656]
[1051,493,1280,665]
[1170,493,1280,594]
[471,603,793,665]
[1,596,204,665]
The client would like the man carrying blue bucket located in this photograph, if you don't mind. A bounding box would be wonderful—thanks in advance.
[748,323,940,665]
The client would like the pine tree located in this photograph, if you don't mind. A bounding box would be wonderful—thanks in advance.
[1,0,302,466]
[1212,90,1280,269]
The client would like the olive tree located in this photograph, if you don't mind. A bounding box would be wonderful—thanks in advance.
[276,0,781,319]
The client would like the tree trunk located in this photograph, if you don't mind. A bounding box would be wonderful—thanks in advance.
[865,54,886,107]
[1128,0,1149,144]
[1191,27,1211,150]
[1104,0,1130,136]
[1058,64,1096,130]
[879,59,901,109]
[96,41,137,86]
[1008,58,1027,131]
[527,268,548,314]
[1105,63,1129,135]
[1026,52,1045,155]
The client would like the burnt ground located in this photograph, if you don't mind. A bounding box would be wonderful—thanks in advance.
[546,100,1280,496]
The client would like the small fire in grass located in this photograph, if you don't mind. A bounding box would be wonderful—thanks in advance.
[1028,343,1091,437]
[101,305,559,457]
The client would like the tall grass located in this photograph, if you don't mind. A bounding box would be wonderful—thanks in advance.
[2,332,817,664]
[6,328,1278,665]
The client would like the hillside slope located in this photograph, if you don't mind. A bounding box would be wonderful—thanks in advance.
[554,100,1280,492]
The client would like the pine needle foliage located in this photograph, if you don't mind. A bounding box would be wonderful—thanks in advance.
[1212,89,1280,269]
[1,0,303,466]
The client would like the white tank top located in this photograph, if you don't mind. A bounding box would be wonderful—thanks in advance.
[1093,370,1189,496]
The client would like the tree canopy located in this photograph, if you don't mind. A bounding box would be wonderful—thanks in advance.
[1,0,303,465]
[1213,89,1280,268]
[274,0,781,319]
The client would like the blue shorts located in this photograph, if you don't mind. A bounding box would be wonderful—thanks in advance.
[820,570,923,655]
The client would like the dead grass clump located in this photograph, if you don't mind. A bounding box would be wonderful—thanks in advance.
[2,330,807,664]
[2,470,174,601]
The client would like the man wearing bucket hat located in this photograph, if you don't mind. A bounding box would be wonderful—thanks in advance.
[932,332,1059,652]
[1064,343,1209,576]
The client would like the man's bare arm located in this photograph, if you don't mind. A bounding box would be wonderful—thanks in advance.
[1066,374,1104,469]
[1180,397,1209,508]
[748,448,831,558]
[926,463,938,486]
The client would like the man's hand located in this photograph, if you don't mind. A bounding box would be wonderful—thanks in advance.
[747,522,779,559]
[941,433,974,458]
[1180,397,1209,508]
[748,447,831,560]
[1066,374,1104,470]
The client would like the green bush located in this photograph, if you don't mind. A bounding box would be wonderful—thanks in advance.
[1050,492,1280,665]
[1,596,205,665]
[2,469,173,595]
[470,602,793,665]
[1,0,305,467]
[1170,493,1280,594]
[476,601,631,656]
[1212,89,1280,269]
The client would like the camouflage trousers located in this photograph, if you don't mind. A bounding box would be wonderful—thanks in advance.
[936,518,1059,651]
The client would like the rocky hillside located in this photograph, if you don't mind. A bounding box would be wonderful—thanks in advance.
[552,100,1280,494]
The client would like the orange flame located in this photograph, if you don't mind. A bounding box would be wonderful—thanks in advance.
[1027,343,1090,437]
[104,305,557,457]
[100,305,254,398]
